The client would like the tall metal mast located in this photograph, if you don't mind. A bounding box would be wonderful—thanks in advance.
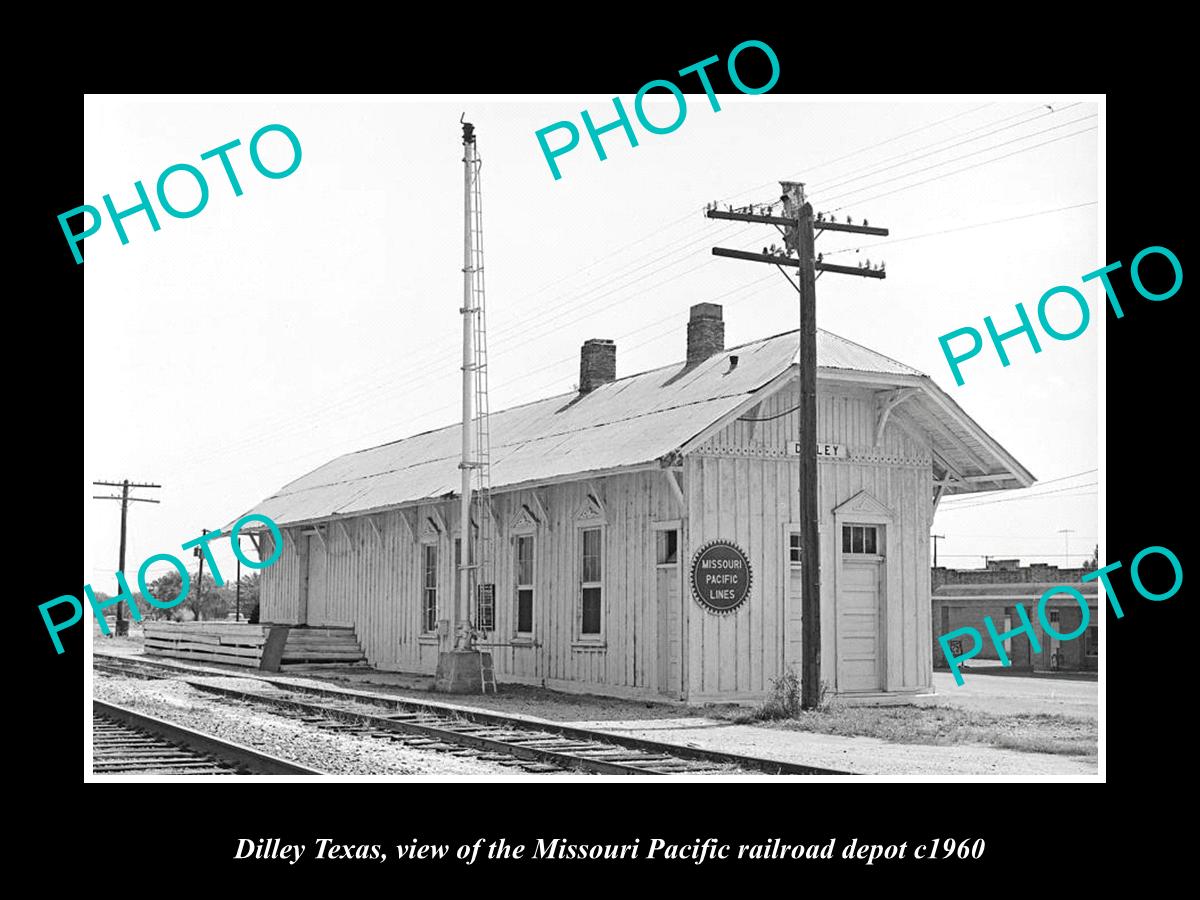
[456,118,478,651]
[456,117,495,651]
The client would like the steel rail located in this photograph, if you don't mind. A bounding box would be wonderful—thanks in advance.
[93,698,322,776]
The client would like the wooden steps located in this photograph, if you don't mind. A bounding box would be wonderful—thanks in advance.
[279,626,367,667]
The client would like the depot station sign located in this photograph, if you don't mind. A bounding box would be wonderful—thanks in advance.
[690,540,752,614]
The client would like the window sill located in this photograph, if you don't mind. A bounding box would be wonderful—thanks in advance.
[511,636,536,645]
[417,635,440,645]
[571,641,607,651]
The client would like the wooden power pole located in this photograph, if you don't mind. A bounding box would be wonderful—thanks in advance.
[932,534,947,567]
[92,479,161,635]
[706,184,887,709]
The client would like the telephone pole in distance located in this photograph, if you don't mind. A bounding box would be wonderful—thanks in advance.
[92,479,161,636]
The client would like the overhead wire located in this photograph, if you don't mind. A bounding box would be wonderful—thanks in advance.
[822,201,1098,257]
[805,103,1080,196]
[940,468,1098,499]
[173,105,1041,465]
[822,122,1098,212]
[937,483,1098,512]
[172,104,1098,474]
[815,112,1097,208]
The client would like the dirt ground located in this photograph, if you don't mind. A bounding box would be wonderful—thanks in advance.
[923,668,1097,719]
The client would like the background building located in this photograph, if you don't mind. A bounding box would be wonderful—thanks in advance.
[932,559,1099,672]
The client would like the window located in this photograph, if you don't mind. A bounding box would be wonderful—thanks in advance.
[656,529,678,565]
[842,524,879,555]
[789,533,802,565]
[580,527,603,636]
[422,543,438,633]
[1086,624,1098,656]
[516,534,534,635]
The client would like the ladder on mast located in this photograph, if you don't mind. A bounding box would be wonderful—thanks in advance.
[468,145,495,638]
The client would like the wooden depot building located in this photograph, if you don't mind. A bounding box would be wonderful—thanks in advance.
[237,303,1033,702]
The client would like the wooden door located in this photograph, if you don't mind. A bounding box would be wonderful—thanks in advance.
[838,560,882,691]
[655,527,683,698]
[784,529,803,677]
[656,567,682,697]
[306,533,330,626]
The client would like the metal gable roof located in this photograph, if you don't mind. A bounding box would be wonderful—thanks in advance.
[234,327,1028,528]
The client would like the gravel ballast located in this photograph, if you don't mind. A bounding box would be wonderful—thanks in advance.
[93,673,538,777]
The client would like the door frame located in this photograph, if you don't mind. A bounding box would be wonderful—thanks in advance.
[650,519,684,699]
[780,522,805,680]
[832,491,895,693]
[300,524,351,627]
[299,526,327,626]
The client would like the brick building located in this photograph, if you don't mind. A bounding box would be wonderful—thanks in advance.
[932,559,1098,672]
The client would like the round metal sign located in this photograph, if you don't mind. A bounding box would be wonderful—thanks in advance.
[690,540,752,614]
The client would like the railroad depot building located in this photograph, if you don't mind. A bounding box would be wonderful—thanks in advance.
[932,560,1099,673]
[239,303,1032,702]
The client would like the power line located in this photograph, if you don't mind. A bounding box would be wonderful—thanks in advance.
[177,273,787,491]
[825,123,1098,212]
[808,103,1080,196]
[173,109,1098,480]
[726,103,996,202]
[935,553,1089,558]
[818,113,1097,208]
[175,107,1077,468]
[938,483,1097,512]
[940,468,1098,502]
[824,201,1097,257]
[91,479,161,635]
[170,220,758,470]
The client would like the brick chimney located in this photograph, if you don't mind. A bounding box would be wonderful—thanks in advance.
[579,339,616,393]
[687,303,725,367]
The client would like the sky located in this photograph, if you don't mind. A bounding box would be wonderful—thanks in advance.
[83,94,1100,591]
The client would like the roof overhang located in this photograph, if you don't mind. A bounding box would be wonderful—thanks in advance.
[681,365,1035,496]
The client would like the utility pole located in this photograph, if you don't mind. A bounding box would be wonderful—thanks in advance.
[92,479,161,636]
[1058,528,1075,567]
[193,528,209,621]
[932,534,946,567]
[235,543,242,622]
[706,185,887,709]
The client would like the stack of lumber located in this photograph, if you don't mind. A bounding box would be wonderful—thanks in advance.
[143,622,266,668]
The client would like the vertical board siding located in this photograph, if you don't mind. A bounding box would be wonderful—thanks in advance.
[261,530,301,624]
[261,469,683,697]
[687,380,933,698]
[257,377,934,700]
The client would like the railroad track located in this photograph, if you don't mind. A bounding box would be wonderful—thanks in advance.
[94,654,851,776]
[93,699,322,776]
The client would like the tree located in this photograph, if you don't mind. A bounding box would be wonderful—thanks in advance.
[142,569,219,621]
[238,572,262,623]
